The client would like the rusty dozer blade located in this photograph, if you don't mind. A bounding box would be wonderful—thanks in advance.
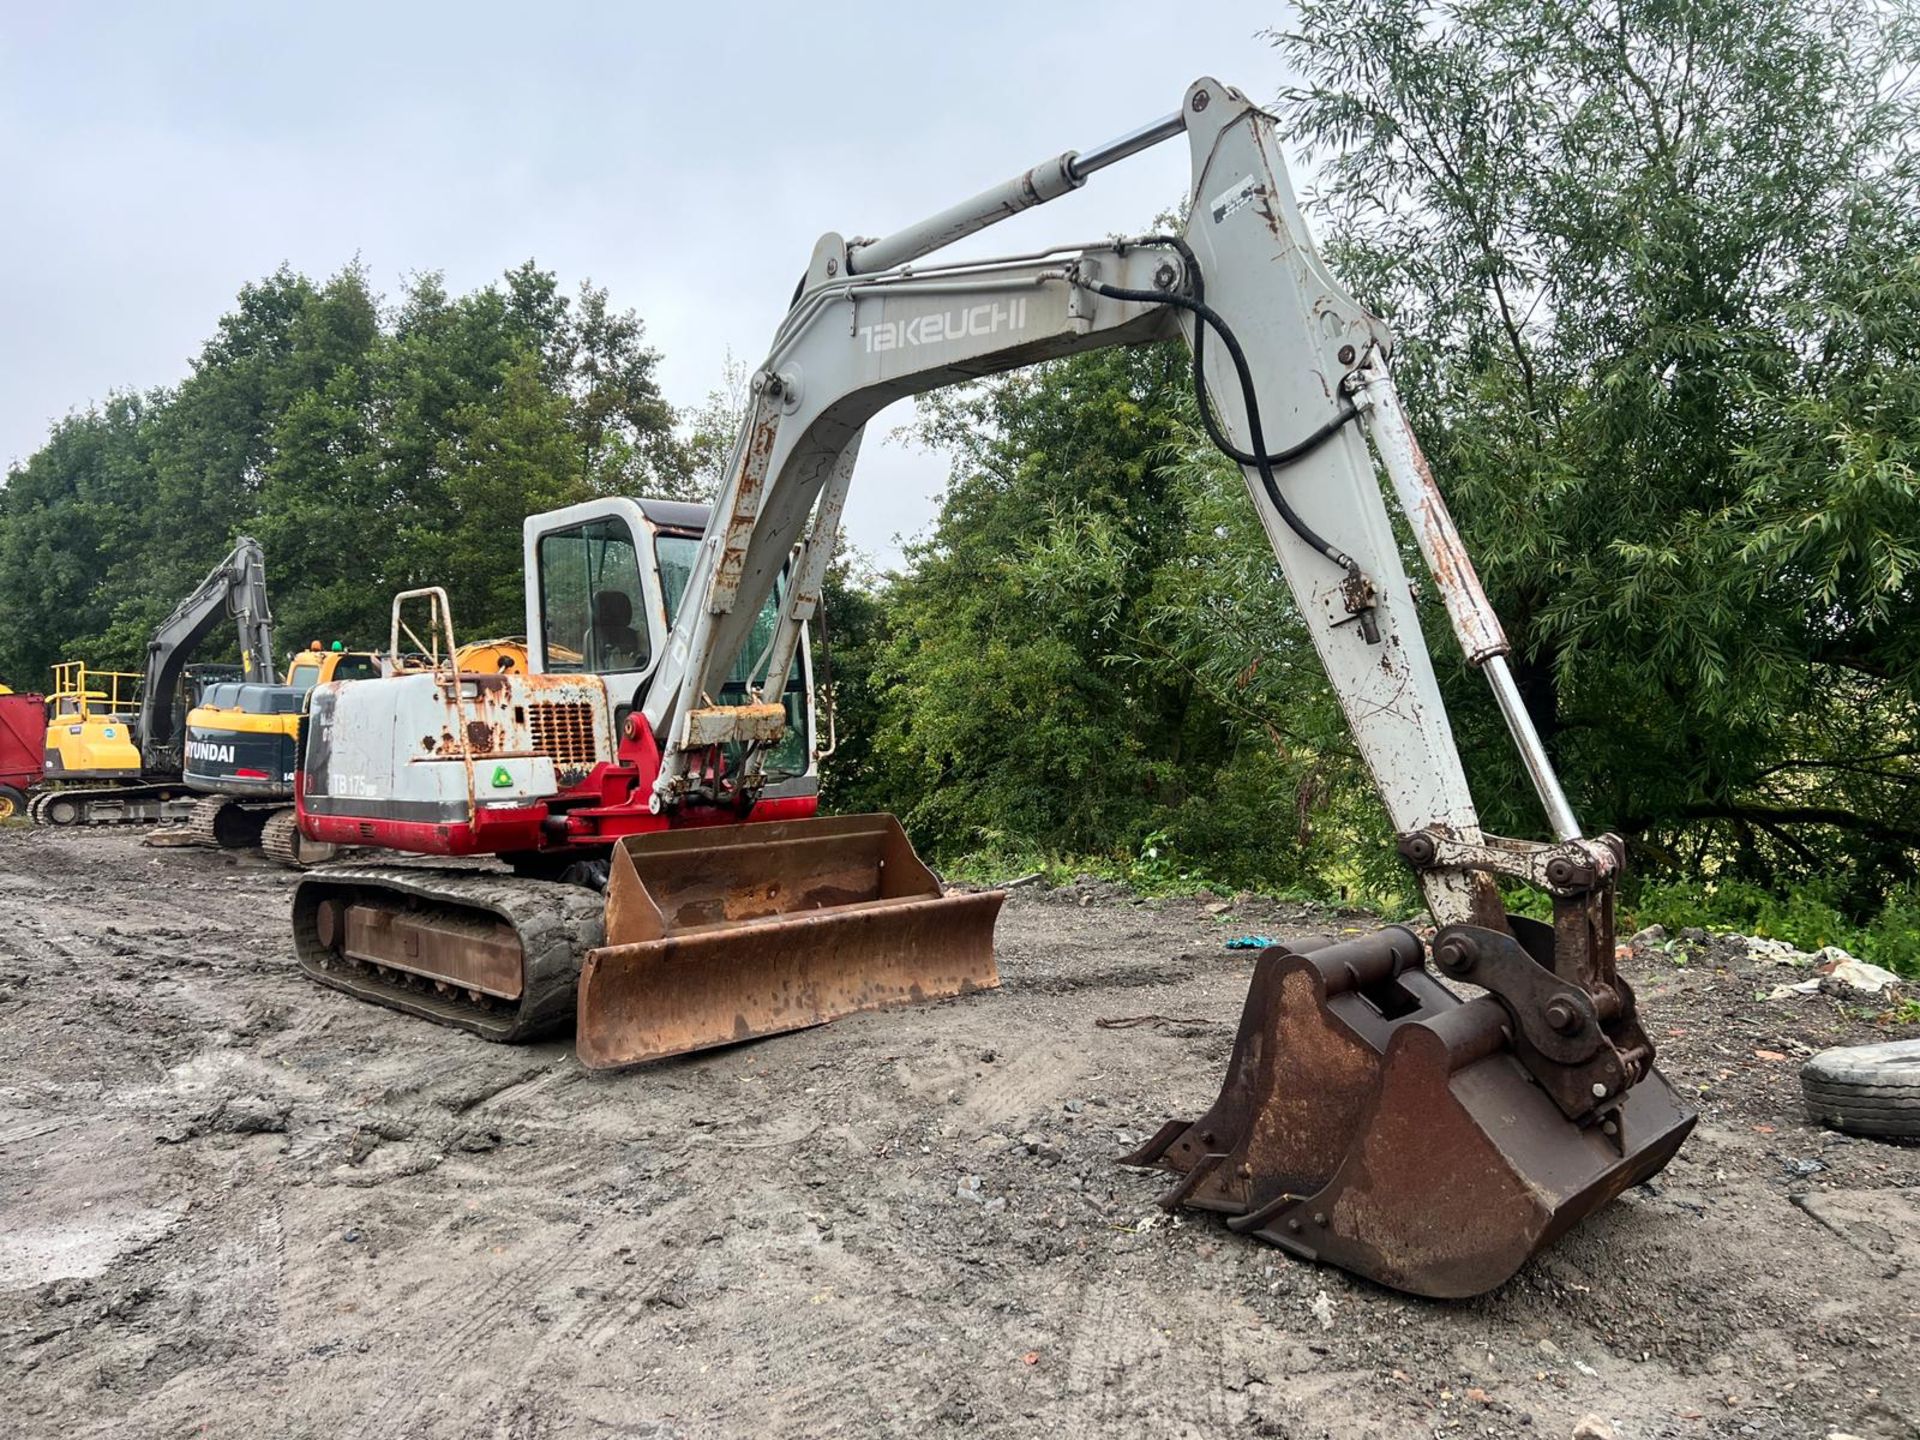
[1124,927,1696,1298]
[576,813,1003,1070]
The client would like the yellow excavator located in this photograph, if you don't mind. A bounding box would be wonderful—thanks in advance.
[32,539,275,827]
[31,663,231,824]
[38,663,144,793]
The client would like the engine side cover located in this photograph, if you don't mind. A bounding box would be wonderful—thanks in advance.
[303,670,614,825]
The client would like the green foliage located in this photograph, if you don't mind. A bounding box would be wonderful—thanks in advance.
[1622,875,1920,980]
[1271,0,1920,887]
[1628,876,1852,951]
[837,345,1197,854]
[0,261,682,682]
[1864,889,1920,980]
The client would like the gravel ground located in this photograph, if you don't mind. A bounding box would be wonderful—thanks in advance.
[0,826,1914,1439]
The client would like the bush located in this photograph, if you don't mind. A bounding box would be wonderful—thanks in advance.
[1624,875,1920,980]
[1862,887,1920,980]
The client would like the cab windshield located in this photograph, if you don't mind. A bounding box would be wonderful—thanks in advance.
[655,532,807,780]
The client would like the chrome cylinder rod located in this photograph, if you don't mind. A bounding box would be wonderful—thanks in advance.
[1068,111,1186,179]
[1483,653,1582,841]
[848,112,1186,276]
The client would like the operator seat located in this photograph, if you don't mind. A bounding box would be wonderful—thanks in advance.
[588,589,645,672]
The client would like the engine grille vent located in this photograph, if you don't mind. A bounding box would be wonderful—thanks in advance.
[528,701,597,769]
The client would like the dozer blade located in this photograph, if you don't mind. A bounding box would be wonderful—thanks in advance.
[1123,929,1696,1298]
[576,813,1002,1070]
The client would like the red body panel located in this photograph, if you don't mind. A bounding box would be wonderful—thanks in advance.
[0,694,47,791]
[296,709,819,858]
[300,787,818,856]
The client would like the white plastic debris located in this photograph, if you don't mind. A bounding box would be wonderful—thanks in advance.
[1310,1290,1334,1331]
[1748,936,1813,967]
[1765,952,1902,1000]
[1813,957,1902,996]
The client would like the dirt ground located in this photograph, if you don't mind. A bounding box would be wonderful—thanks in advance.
[0,826,1914,1440]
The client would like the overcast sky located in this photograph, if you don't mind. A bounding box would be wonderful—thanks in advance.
[1,2,1288,566]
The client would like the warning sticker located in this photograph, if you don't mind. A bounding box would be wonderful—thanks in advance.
[1208,175,1263,224]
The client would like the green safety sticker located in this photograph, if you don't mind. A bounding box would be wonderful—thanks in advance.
[491,765,513,788]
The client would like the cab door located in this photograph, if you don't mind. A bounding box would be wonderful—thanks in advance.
[524,501,665,727]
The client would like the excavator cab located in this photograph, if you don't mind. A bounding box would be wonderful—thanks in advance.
[523,499,808,788]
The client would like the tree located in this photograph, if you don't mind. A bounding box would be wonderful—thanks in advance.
[0,393,157,679]
[1267,0,1920,899]
[0,259,690,681]
[842,345,1228,861]
[678,353,751,503]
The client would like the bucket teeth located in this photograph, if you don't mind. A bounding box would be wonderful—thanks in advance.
[1124,929,1696,1298]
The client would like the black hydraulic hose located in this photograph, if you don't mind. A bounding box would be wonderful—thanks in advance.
[1086,237,1363,578]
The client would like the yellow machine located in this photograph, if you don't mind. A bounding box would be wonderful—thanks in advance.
[449,637,533,674]
[31,665,149,822]
[37,538,278,828]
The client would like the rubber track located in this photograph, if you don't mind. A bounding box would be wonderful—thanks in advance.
[261,809,305,867]
[260,808,340,869]
[291,866,607,1043]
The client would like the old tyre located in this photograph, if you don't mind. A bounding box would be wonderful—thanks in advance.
[1801,1040,1920,1140]
[0,785,27,820]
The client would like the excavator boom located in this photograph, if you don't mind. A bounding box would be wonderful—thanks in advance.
[599,76,1692,1293]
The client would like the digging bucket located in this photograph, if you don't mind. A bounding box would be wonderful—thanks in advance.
[1123,929,1696,1298]
[576,813,1003,1070]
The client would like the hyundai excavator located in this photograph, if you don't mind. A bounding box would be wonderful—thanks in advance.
[288,78,1695,1298]
[182,642,387,865]
[32,539,277,827]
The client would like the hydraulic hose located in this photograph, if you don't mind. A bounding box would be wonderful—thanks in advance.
[1083,237,1363,579]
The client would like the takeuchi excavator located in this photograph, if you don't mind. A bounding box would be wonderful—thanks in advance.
[289,78,1695,1298]
[32,539,277,827]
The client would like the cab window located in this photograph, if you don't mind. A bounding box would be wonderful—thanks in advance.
[539,518,650,675]
[331,655,380,683]
[655,532,807,781]
[654,534,784,685]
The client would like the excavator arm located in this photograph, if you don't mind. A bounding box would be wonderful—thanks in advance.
[136,536,277,774]
[629,77,1693,1295]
